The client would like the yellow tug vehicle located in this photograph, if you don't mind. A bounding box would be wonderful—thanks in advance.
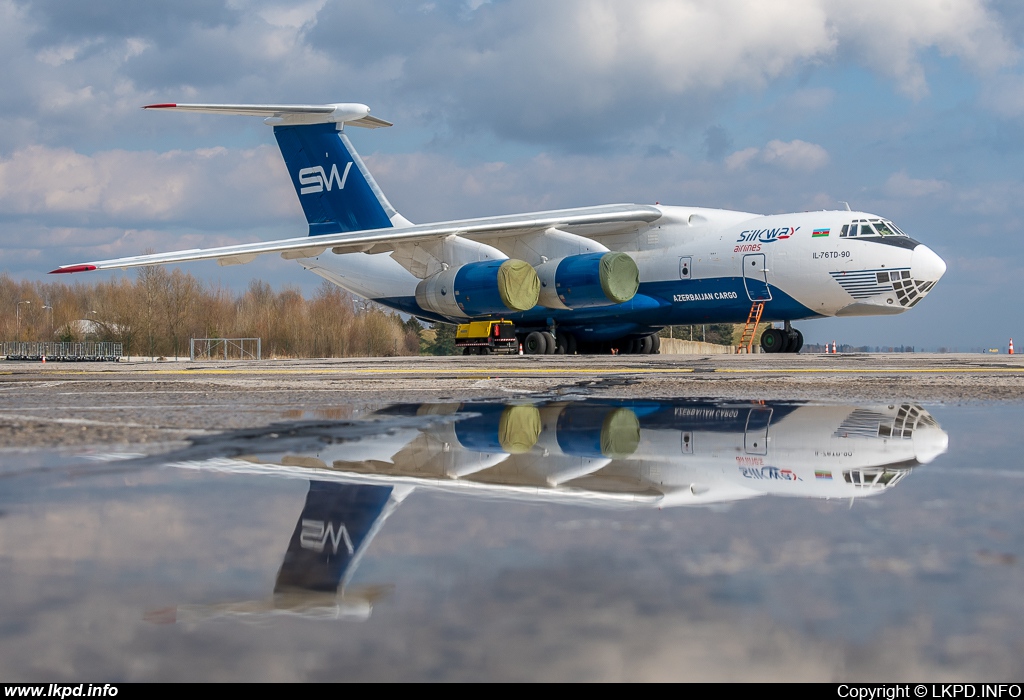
[455,320,518,355]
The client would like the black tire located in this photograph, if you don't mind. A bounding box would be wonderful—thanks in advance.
[462,347,475,356]
[555,332,569,355]
[524,331,548,355]
[542,331,557,355]
[650,334,661,354]
[788,329,804,354]
[480,346,491,355]
[565,333,577,355]
[760,328,786,353]
[638,335,654,354]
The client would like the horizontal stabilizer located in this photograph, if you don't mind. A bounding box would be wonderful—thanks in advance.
[143,103,392,128]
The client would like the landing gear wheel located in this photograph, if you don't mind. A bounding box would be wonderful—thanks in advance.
[555,331,574,355]
[542,331,557,355]
[565,332,577,355]
[787,329,803,354]
[650,334,661,354]
[638,335,654,354]
[524,331,548,355]
[760,328,786,354]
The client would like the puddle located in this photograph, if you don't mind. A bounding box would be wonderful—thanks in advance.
[1,398,1022,681]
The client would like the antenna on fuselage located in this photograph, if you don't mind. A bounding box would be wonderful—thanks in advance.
[839,201,852,211]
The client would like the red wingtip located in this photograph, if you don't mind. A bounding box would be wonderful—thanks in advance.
[50,264,97,274]
[143,103,177,109]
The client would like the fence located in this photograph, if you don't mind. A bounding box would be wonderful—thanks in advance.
[2,341,123,362]
[189,338,262,361]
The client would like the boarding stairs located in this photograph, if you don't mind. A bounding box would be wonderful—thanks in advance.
[736,301,765,353]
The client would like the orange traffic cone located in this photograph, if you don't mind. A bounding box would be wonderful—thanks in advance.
[832,341,837,354]
[1010,339,1014,355]
[519,343,523,356]
[41,355,46,363]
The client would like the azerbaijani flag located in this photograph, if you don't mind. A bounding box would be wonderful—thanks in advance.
[814,470,832,480]
[812,228,830,237]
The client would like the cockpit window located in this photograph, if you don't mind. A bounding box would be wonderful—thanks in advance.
[839,219,908,238]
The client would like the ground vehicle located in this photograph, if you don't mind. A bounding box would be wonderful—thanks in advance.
[455,320,518,355]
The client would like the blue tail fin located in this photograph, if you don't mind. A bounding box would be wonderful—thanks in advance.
[274,123,403,236]
[274,481,394,593]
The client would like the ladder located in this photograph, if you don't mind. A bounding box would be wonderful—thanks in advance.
[736,301,765,353]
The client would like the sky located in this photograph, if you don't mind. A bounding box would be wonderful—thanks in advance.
[1,0,1023,349]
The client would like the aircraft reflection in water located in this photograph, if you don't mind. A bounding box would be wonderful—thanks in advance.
[161,400,948,623]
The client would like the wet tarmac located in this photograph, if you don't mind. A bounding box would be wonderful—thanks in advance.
[1,355,1023,680]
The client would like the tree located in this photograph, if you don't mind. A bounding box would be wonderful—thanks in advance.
[425,322,457,355]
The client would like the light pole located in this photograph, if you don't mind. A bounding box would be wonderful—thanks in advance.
[16,301,30,342]
[42,304,53,339]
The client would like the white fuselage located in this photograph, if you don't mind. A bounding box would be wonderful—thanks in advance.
[293,206,945,330]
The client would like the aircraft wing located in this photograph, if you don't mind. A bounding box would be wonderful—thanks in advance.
[50,203,662,274]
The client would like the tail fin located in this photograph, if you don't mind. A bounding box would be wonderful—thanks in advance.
[274,123,409,235]
[274,481,395,593]
[142,102,410,236]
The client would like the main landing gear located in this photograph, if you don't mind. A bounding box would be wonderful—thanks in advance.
[759,321,803,354]
[523,330,576,355]
[519,330,661,355]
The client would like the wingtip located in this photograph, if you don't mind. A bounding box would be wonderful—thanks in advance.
[143,103,177,109]
[50,264,97,274]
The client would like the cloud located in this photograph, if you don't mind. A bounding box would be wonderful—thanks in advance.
[0,143,299,228]
[826,0,1017,99]
[884,171,949,198]
[725,140,829,172]
[303,0,1019,145]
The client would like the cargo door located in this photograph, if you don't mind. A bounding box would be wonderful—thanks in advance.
[742,253,772,301]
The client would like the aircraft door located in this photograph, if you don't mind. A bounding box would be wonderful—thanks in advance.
[743,408,772,455]
[742,253,772,301]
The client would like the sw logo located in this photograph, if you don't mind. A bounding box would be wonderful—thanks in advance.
[299,519,355,555]
[299,162,353,195]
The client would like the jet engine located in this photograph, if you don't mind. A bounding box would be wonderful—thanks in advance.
[535,252,639,309]
[415,259,540,318]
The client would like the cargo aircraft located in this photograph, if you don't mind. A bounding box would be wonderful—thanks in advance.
[51,103,948,354]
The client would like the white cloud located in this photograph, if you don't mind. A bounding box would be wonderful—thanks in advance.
[884,171,949,198]
[726,140,829,172]
[0,143,298,227]
[825,0,1017,98]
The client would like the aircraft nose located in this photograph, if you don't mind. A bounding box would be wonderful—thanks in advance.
[911,244,946,283]
[913,426,949,465]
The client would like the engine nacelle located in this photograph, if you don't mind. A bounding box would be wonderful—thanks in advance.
[536,252,639,310]
[556,404,641,458]
[453,404,543,454]
[415,259,540,319]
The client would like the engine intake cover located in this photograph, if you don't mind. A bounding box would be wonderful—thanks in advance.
[415,259,540,319]
[536,252,639,309]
